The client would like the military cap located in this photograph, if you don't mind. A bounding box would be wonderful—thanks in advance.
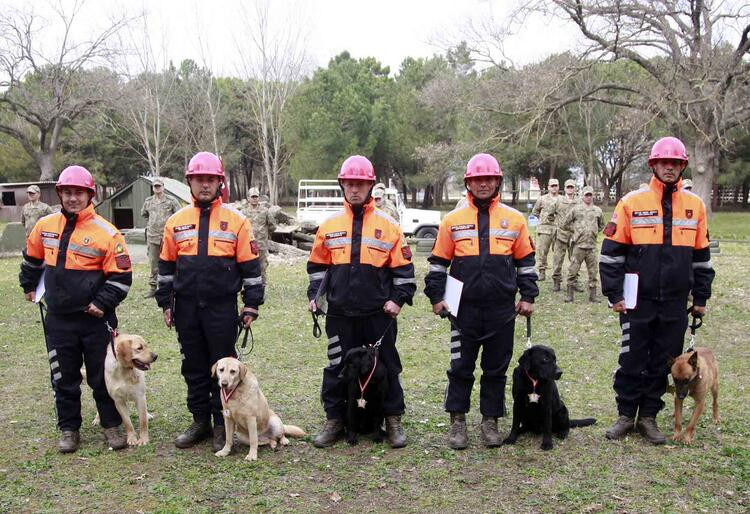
[372,188,384,198]
[248,187,260,197]
[152,177,164,186]
[27,185,41,194]
[564,179,576,188]
[582,185,594,195]
[682,179,693,190]
[548,178,559,186]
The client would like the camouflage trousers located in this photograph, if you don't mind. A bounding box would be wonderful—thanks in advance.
[148,242,160,290]
[566,247,598,289]
[535,232,555,272]
[551,237,578,282]
[258,248,269,285]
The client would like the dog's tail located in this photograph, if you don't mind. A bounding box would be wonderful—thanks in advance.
[570,418,597,428]
[283,425,306,438]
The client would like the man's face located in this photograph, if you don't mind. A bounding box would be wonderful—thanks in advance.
[466,176,500,200]
[189,174,222,202]
[341,179,372,206]
[153,184,164,196]
[565,185,576,197]
[374,195,383,207]
[27,191,39,202]
[249,195,259,206]
[549,184,559,195]
[583,193,593,205]
[652,159,686,185]
[59,187,91,213]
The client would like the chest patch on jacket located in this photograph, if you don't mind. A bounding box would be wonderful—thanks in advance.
[220,221,228,231]
[174,224,196,233]
[41,231,59,239]
[451,224,475,232]
[685,209,693,219]
[633,210,658,217]
[325,231,347,239]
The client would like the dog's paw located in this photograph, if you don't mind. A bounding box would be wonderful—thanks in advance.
[147,412,154,421]
[244,452,258,461]
[91,414,100,426]
[215,448,231,457]
[540,441,553,451]
[672,432,683,442]
[714,415,721,424]
[682,432,694,445]
[126,433,139,445]
[269,440,278,450]
[280,436,290,446]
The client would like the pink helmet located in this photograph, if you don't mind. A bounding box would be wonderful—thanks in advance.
[56,165,95,193]
[465,153,503,179]
[648,137,688,166]
[186,151,225,179]
[338,155,376,181]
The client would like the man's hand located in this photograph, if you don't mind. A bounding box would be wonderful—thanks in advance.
[432,301,449,316]
[383,300,401,318]
[163,308,173,328]
[85,303,104,318]
[25,292,34,302]
[241,307,258,328]
[692,305,706,317]
[611,300,627,313]
[515,300,534,317]
[309,300,317,313]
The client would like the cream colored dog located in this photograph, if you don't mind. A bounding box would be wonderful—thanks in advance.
[212,357,305,461]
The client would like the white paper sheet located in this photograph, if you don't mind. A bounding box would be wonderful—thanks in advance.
[623,273,638,309]
[34,268,46,303]
[443,275,463,317]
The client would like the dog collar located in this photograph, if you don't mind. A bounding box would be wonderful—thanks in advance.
[221,385,238,405]
[357,355,378,409]
[525,369,541,403]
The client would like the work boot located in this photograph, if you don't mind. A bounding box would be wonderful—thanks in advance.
[589,287,601,303]
[479,416,503,447]
[538,269,546,281]
[212,425,226,452]
[58,430,80,453]
[142,288,156,299]
[605,415,635,440]
[448,412,468,450]
[565,285,574,303]
[174,420,211,449]
[385,416,407,448]
[636,417,666,445]
[313,418,344,448]
[574,283,584,292]
[552,278,561,292]
[103,425,127,450]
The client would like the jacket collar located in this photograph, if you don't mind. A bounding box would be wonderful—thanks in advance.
[649,175,682,195]
[466,191,500,210]
[192,196,222,209]
[63,203,96,222]
[344,197,375,215]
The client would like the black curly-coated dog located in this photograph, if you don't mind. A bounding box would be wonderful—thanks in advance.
[503,345,596,450]
[338,346,388,445]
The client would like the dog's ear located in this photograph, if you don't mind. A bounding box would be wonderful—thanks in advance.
[667,356,676,368]
[210,361,218,377]
[519,350,531,371]
[338,362,351,380]
[115,338,132,362]
[238,361,248,382]
[687,350,698,369]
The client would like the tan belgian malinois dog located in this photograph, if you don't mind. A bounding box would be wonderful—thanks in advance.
[669,347,720,444]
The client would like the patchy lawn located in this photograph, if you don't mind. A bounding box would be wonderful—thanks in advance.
[0,237,748,512]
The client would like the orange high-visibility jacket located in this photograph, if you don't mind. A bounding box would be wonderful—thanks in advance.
[156,197,263,309]
[307,199,416,316]
[20,204,132,314]
[424,193,538,306]
[599,176,714,306]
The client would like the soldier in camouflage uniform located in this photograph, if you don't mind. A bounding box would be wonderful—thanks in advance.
[21,185,54,238]
[141,178,181,298]
[240,187,276,285]
[550,179,581,292]
[531,178,560,280]
[560,186,603,303]
[373,183,400,222]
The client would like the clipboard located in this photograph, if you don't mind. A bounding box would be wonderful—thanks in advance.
[443,275,463,317]
[623,273,638,310]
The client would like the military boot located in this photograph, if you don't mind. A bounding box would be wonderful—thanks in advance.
[538,269,546,281]
[448,412,468,450]
[313,418,344,448]
[636,417,666,445]
[385,416,407,448]
[103,425,127,450]
[565,285,574,303]
[479,416,503,447]
[589,287,601,303]
[552,278,561,292]
[174,420,211,449]
[58,430,80,453]
[605,415,635,440]
[212,425,226,452]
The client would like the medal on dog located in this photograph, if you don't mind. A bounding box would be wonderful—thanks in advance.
[357,398,367,409]
[528,393,540,403]
[223,409,231,417]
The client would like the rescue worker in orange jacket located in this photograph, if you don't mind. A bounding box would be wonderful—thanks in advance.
[425,153,538,450]
[19,165,132,453]
[307,155,416,449]
[155,151,264,452]
[599,136,714,444]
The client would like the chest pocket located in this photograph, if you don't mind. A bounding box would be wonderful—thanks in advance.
[489,228,517,255]
[67,243,105,270]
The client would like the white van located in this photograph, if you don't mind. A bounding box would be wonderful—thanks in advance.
[297,179,441,238]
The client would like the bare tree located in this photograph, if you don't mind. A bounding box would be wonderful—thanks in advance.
[234,0,309,203]
[0,1,134,180]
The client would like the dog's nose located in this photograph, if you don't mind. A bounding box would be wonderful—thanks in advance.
[554,368,562,380]
[152,353,158,362]
[677,392,688,399]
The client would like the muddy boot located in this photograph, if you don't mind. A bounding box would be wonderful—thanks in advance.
[565,285,574,303]
[589,287,601,303]
[480,416,503,447]
[142,288,156,299]
[385,416,407,448]
[313,418,344,448]
[103,425,127,450]
[605,415,635,440]
[448,412,468,450]
[552,278,561,292]
[174,420,211,449]
[636,417,666,445]
[538,269,546,281]
[58,430,80,453]
[212,425,226,452]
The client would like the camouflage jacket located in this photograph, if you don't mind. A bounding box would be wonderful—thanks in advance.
[22,201,54,237]
[553,196,580,242]
[141,194,181,244]
[378,199,400,222]
[531,193,560,234]
[240,203,276,249]
[560,203,604,249]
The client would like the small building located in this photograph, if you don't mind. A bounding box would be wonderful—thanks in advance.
[95,176,191,229]
[0,181,59,222]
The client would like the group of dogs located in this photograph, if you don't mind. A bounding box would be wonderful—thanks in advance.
[102,331,720,461]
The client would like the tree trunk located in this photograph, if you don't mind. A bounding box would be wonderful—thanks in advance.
[37,151,56,181]
[691,140,718,216]
[421,185,433,209]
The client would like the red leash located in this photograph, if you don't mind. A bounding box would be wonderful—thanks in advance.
[357,355,378,408]
[525,369,541,403]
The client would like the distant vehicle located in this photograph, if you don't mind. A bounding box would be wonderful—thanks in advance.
[297,180,441,238]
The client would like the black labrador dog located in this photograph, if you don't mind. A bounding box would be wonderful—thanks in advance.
[503,345,596,450]
[338,346,388,445]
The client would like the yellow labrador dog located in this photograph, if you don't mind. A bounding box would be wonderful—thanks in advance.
[96,334,157,446]
[212,357,305,461]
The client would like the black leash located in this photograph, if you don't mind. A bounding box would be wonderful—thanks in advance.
[686,305,704,351]
[311,311,323,339]
[236,315,255,360]
[105,321,117,355]
[526,315,532,349]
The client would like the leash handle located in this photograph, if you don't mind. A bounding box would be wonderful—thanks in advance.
[525,316,532,349]
[311,312,322,339]
[686,305,703,351]
[235,316,255,360]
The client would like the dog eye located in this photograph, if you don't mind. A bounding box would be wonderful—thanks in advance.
[230,370,235,374]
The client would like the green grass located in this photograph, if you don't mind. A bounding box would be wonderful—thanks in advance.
[0,237,749,511]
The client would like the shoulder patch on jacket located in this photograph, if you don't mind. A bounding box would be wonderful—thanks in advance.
[250,240,259,255]
[115,254,131,270]
[401,245,412,260]
[603,222,617,237]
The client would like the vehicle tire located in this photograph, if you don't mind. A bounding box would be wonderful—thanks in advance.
[415,226,438,239]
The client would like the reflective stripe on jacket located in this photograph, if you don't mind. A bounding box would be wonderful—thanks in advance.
[424,194,539,305]
[306,198,416,316]
[599,176,714,306]
[20,204,132,314]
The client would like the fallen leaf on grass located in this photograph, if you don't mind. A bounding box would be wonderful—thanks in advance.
[289,493,300,498]
[330,492,341,503]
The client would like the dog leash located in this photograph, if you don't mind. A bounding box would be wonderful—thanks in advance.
[526,316,532,349]
[686,305,703,351]
[370,317,396,349]
[105,321,118,356]
[311,311,323,339]
[235,315,255,361]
